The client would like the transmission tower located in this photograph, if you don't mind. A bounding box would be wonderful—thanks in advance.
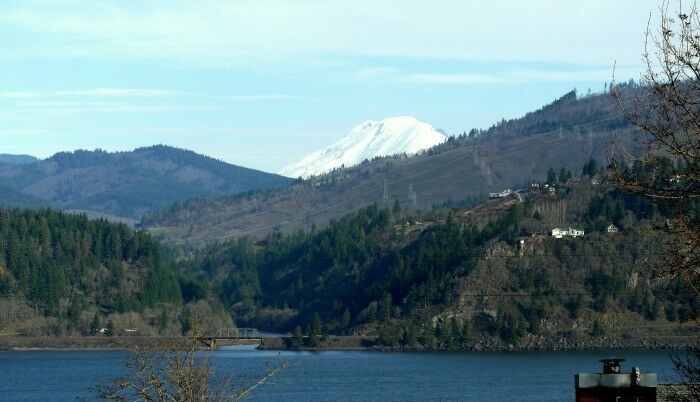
[408,183,417,208]
[480,158,493,187]
[383,178,389,204]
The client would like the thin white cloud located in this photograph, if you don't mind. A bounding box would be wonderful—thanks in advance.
[0,90,301,120]
[227,94,299,101]
[0,0,657,66]
[400,73,512,85]
[0,88,180,98]
[0,89,300,102]
[350,67,399,81]
[80,104,222,113]
[0,128,50,137]
[0,104,224,121]
[395,67,642,85]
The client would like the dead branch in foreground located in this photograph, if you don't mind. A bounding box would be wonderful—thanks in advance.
[96,326,287,401]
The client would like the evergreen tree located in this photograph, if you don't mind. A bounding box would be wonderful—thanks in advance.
[591,319,604,337]
[401,323,418,347]
[568,295,584,319]
[448,317,460,349]
[379,293,392,322]
[90,313,100,336]
[291,326,304,349]
[392,199,401,215]
[340,308,352,330]
[494,309,505,337]
[419,315,436,348]
[461,319,472,345]
[432,318,444,341]
[582,158,599,177]
[180,307,192,336]
[366,304,378,323]
[105,320,115,337]
[308,313,323,347]
[158,308,169,334]
[546,168,557,185]
[559,167,568,183]
[378,324,400,347]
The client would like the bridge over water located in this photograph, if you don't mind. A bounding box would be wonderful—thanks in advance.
[202,328,264,348]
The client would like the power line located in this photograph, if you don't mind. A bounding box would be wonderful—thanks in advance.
[408,183,417,208]
[167,111,628,245]
[167,107,625,238]
[382,178,389,204]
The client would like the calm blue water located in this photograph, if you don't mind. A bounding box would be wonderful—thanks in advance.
[0,346,679,401]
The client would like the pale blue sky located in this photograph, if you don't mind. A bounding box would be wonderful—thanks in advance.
[0,0,656,172]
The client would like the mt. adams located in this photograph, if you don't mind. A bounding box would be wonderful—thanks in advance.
[279,116,447,178]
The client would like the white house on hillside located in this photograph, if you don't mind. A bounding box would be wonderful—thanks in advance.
[552,227,585,238]
[489,189,512,199]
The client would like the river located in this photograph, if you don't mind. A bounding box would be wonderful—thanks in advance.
[0,346,679,401]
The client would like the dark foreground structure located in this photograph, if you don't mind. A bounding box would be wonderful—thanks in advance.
[575,358,657,402]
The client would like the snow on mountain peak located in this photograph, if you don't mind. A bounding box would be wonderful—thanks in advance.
[279,116,447,178]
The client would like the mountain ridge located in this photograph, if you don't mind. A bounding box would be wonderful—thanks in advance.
[0,145,293,219]
[0,154,39,165]
[145,89,640,246]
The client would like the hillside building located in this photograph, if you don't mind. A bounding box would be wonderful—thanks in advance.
[552,227,585,238]
[489,189,512,199]
[607,224,619,233]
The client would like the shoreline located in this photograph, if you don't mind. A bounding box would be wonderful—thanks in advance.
[258,334,697,353]
[0,336,180,352]
[1,334,696,353]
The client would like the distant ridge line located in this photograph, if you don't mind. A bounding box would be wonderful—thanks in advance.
[167,109,624,245]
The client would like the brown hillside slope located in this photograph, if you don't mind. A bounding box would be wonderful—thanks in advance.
[145,89,638,246]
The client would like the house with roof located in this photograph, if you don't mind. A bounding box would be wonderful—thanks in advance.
[552,227,585,238]
[489,189,512,199]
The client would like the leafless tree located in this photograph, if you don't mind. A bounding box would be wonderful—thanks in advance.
[609,1,700,398]
[610,0,700,292]
[96,326,286,401]
[670,347,700,401]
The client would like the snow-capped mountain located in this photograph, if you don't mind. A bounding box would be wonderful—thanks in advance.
[280,116,447,178]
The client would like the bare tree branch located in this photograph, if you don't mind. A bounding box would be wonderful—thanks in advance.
[96,323,286,401]
[610,0,700,292]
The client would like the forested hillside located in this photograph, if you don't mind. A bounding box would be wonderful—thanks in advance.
[0,208,230,336]
[0,184,48,209]
[182,167,698,349]
[2,163,695,347]
[145,86,641,246]
[0,145,292,219]
[0,154,39,165]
